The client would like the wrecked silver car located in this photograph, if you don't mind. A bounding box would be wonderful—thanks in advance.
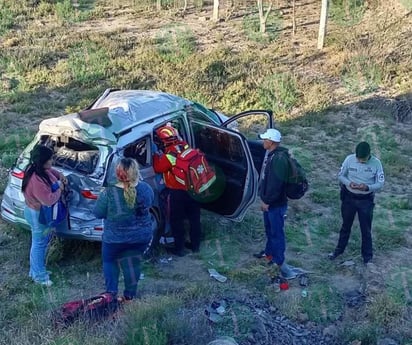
[1,89,273,243]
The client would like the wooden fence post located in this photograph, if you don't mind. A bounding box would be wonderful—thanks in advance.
[318,0,328,49]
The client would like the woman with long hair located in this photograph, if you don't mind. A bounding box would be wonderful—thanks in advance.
[22,145,67,286]
[94,157,154,301]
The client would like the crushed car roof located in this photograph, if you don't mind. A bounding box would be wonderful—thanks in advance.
[92,90,191,134]
[39,90,191,143]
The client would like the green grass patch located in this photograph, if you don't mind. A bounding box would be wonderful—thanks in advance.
[341,55,382,95]
[242,8,283,43]
[301,282,343,322]
[0,0,15,35]
[399,0,412,10]
[309,187,338,205]
[330,0,366,26]
[213,302,255,342]
[286,223,310,251]
[367,292,404,326]
[155,23,197,64]
[340,323,378,345]
[121,296,184,345]
[257,73,300,118]
[67,41,110,88]
[374,223,407,251]
[55,0,93,23]
[386,266,412,305]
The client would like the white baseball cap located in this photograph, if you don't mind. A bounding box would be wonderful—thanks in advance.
[259,128,281,142]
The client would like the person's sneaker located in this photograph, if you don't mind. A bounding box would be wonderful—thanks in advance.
[280,269,298,280]
[34,279,53,287]
[279,263,298,280]
[363,257,372,265]
[253,250,267,259]
[328,252,340,261]
[117,296,134,304]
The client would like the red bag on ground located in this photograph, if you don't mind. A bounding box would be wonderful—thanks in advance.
[53,292,119,327]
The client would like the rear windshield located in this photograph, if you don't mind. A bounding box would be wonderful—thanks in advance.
[17,136,100,175]
[48,136,99,175]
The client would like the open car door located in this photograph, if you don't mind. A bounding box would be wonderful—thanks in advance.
[221,110,273,178]
[189,121,259,221]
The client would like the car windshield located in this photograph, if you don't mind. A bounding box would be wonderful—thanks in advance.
[191,102,222,124]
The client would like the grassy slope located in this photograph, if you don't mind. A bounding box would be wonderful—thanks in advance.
[0,0,411,344]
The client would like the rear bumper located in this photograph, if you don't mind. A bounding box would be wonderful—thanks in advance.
[1,204,30,229]
[1,205,103,242]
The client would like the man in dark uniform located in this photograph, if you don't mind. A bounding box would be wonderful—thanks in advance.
[329,141,385,264]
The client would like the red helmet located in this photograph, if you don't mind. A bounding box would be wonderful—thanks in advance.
[156,126,179,145]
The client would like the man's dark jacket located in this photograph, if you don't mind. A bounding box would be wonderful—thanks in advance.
[259,146,289,207]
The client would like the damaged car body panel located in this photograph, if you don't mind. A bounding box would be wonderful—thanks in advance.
[1,89,273,243]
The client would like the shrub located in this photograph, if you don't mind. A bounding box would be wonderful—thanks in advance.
[257,73,299,118]
[219,80,260,115]
[341,55,382,95]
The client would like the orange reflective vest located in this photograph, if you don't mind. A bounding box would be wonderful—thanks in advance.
[153,142,189,190]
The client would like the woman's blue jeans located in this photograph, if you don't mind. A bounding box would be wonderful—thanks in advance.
[102,242,148,299]
[24,206,52,283]
[263,205,288,265]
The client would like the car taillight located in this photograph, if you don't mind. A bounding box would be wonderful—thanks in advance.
[11,170,25,179]
[94,226,103,231]
[81,190,98,200]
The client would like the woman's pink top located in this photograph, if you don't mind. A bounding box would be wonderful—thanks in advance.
[23,168,61,210]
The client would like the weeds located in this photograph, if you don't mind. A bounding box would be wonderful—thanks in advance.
[242,7,283,43]
[330,0,366,26]
[121,297,181,345]
[155,23,197,64]
[257,73,300,118]
[67,41,110,88]
[341,55,382,95]
[368,292,404,326]
[55,0,92,23]
[341,323,378,345]
[0,1,14,35]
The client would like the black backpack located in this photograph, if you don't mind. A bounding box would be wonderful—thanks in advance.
[282,152,309,200]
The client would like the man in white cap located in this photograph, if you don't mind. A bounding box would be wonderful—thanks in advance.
[254,128,297,279]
